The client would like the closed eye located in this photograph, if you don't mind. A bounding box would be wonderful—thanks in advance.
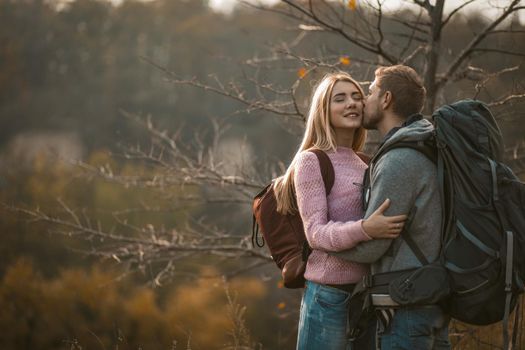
[333,93,346,102]
[352,92,363,101]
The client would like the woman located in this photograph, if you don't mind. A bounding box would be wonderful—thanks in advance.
[273,72,406,349]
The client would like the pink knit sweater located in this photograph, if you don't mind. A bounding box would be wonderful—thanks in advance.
[294,147,370,284]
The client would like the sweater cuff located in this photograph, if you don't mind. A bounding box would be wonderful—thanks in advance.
[360,219,373,240]
[336,219,372,250]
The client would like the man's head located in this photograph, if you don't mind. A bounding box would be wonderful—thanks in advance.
[363,65,426,131]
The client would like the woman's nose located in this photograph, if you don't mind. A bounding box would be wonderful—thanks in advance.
[346,98,356,108]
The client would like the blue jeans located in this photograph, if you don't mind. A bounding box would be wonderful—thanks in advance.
[297,281,374,350]
[378,305,451,350]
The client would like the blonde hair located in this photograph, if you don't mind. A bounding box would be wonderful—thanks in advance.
[274,72,367,214]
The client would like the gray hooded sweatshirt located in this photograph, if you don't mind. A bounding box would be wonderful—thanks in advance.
[335,118,442,274]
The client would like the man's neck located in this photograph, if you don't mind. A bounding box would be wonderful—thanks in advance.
[377,112,404,138]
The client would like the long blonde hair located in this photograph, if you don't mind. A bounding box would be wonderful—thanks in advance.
[274,72,367,214]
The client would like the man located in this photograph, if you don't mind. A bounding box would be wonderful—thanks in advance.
[336,65,450,349]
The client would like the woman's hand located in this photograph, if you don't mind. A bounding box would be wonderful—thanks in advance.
[362,198,407,239]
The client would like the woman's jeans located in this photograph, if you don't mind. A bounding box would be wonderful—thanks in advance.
[296,281,374,350]
[378,305,451,350]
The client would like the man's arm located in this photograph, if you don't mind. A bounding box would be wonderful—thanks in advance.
[333,148,421,263]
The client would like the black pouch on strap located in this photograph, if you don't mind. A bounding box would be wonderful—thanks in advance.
[347,265,450,339]
[347,273,392,339]
[347,288,373,340]
[389,262,450,306]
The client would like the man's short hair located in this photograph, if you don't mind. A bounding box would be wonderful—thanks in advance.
[375,65,426,118]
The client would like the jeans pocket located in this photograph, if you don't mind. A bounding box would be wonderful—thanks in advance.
[315,286,351,308]
[407,306,446,337]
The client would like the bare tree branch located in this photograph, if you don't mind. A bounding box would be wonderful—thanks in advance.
[470,48,525,57]
[141,56,303,119]
[439,0,523,88]
[4,202,273,276]
[442,0,478,28]
[397,7,427,61]
[280,0,398,63]
[387,16,430,34]
[487,29,525,35]
[488,93,525,107]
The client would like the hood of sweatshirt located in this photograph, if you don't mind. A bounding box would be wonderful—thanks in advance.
[372,118,434,163]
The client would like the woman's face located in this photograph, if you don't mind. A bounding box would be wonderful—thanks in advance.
[329,80,364,132]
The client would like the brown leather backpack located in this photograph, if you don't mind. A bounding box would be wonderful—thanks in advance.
[252,150,335,288]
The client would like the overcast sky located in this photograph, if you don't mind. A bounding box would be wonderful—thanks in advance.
[208,0,525,23]
[75,0,523,24]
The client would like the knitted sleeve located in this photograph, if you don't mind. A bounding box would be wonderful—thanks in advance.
[294,151,371,252]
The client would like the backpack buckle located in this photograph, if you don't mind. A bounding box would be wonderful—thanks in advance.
[436,139,446,149]
[364,275,372,288]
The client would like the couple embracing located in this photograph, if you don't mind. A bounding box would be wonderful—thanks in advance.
[273,65,450,350]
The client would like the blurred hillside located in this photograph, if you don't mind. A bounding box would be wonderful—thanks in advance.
[0,0,524,348]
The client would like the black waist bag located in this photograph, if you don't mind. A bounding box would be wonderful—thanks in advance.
[389,262,450,305]
[347,263,450,339]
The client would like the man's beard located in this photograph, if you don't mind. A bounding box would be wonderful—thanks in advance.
[362,106,382,130]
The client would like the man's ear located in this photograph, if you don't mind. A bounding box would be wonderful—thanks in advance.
[381,91,393,110]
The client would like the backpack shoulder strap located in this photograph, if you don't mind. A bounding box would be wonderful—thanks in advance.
[400,206,430,266]
[371,139,437,267]
[374,139,437,166]
[310,149,335,195]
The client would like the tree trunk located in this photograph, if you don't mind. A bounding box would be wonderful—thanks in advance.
[423,0,445,114]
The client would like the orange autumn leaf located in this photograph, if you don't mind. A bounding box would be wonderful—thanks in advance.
[297,67,307,78]
[348,0,357,10]
[277,302,286,310]
[339,56,351,66]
